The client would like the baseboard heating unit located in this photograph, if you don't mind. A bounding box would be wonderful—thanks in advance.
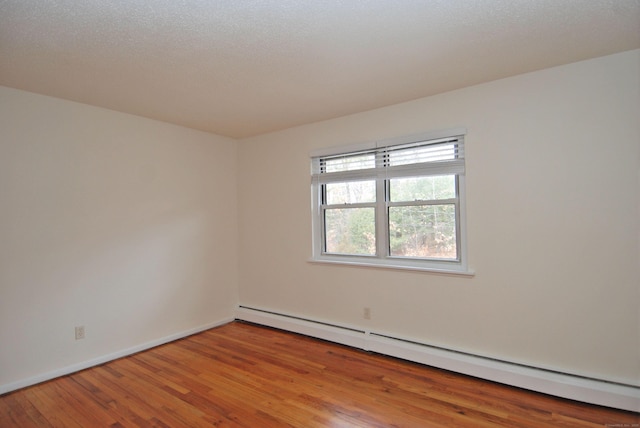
[236,305,639,412]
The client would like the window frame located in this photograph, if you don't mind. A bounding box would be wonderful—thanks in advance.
[310,128,471,275]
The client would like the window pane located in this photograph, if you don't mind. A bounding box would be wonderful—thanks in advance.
[323,153,375,173]
[389,175,455,202]
[389,205,457,259]
[388,143,456,166]
[325,208,375,255]
[326,180,376,205]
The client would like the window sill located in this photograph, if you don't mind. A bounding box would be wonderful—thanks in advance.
[307,257,475,276]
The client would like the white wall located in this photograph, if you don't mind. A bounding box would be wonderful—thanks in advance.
[1,49,638,397]
[237,50,640,386]
[0,87,239,388]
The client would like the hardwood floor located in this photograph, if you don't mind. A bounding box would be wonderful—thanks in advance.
[1,322,637,427]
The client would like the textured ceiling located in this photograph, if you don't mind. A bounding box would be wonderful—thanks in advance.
[1,1,639,138]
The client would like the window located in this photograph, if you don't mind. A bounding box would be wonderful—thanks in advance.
[310,129,469,273]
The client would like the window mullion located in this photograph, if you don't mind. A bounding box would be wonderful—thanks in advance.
[375,151,388,259]
[388,198,458,207]
[322,202,377,209]
[314,183,326,254]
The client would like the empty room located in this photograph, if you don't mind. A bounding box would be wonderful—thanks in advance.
[1,0,639,426]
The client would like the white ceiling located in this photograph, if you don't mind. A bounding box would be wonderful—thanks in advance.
[1,1,639,138]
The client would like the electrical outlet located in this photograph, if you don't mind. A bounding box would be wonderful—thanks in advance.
[363,307,371,320]
[75,326,85,340]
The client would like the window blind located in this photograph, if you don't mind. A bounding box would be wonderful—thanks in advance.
[311,135,465,183]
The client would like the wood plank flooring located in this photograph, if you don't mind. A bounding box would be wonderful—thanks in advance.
[1,321,637,427]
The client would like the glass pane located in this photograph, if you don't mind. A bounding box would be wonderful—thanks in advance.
[323,153,375,173]
[388,143,456,166]
[390,175,455,202]
[325,208,375,255]
[326,180,376,205]
[389,205,457,259]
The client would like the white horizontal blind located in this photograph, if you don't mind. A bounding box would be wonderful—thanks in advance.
[321,152,376,173]
[311,135,465,182]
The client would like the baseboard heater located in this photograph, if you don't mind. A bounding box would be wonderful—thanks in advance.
[236,305,639,412]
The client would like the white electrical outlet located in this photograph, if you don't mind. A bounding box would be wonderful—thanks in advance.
[75,326,85,340]
[363,307,371,320]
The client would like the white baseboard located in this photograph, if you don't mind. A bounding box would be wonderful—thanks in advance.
[235,306,640,413]
[0,317,234,396]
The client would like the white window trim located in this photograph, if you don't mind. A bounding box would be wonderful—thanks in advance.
[309,128,473,276]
